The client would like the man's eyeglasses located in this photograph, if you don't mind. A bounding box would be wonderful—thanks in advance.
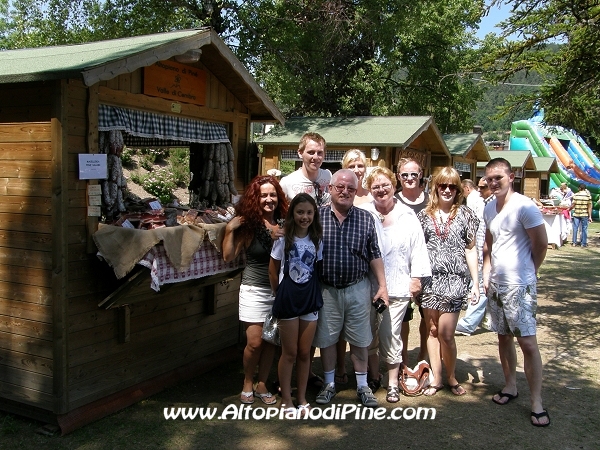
[478,185,489,190]
[438,183,458,191]
[399,172,420,180]
[371,183,392,192]
[313,181,324,205]
[330,184,357,194]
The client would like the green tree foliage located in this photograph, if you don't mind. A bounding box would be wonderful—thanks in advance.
[236,0,486,133]
[0,0,487,134]
[480,0,600,148]
[472,68,542,132]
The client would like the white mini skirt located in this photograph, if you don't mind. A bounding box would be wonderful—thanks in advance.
[238,284,274,323]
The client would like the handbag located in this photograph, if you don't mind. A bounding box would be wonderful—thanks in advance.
[261,313,281,346]
[399,360,431,396]
[272,252,323,319]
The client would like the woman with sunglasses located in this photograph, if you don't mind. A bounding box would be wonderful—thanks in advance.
[416,167,480,396]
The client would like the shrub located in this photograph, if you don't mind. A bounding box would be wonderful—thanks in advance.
[142,167,175,204]
[120,147,135,166]
[140,153,156,171]
[130,171,146,186]
[279,160,295,175]
[168,147,190,186]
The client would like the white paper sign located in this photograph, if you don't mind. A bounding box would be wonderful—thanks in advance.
[87,184,102,195]
[121,219,135,229]
[87,206,101,216]
[79,154,108,180]
[88,195,102,206]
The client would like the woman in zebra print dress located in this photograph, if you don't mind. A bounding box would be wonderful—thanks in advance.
[417,167,480,396]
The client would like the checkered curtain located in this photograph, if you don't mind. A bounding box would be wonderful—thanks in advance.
[98,104,230,144]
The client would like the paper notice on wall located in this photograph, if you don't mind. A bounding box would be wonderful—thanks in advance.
[87,206,101,217]
[79,154,108,180]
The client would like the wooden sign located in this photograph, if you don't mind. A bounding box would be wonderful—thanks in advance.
[144,60,206,106]
[396,148,427,169]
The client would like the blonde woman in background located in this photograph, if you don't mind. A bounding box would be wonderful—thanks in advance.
[333,149,374,387]
[342,149,372,206]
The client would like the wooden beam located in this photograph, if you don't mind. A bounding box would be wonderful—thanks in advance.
[51,80,70,414]
[98,86,248,124]
[86,83,99,254]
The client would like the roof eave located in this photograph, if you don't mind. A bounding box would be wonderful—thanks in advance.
[82,32,212,86]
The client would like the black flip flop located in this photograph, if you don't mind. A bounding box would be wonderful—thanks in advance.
[531,409,551,427]
[492,390,518,405]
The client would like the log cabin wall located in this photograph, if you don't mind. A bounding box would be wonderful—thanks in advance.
[0,81,56,412]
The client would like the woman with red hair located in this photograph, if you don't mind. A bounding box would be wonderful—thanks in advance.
[223,175,288,405]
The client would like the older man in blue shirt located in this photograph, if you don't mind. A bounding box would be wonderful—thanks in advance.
[314,169,389,407]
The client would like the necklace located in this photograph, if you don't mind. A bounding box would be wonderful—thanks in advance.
[432,211,453,239]
[375,201,394,223]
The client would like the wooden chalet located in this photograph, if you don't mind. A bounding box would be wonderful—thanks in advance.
[0,28,282,433]
[477,150,535,195]
[255,116,451,177]
[442,133,490,181]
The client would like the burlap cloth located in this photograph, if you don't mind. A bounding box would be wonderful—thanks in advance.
[94,223,227,279]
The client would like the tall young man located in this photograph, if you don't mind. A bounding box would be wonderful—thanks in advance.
[483,158,550,427]
[279,132,331,205]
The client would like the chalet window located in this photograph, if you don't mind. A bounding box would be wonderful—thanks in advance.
[280,149,346,162]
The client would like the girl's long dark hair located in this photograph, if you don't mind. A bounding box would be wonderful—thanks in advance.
[284,193,322,254]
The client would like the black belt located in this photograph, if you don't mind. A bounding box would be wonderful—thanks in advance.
[323,275,365,290]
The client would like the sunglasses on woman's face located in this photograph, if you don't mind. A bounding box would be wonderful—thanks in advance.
[438,183,458,192]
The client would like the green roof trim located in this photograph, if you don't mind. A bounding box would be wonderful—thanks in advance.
[485,150,532,169]
[0,29,205,84]
[532,156,558,172]
[255,116,437,147]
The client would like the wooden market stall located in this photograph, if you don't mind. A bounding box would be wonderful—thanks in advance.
[477,150,535,194]
[526,156,559,199]
[442,133,490,181]
[0,28,283,433]
[255,116,451,177]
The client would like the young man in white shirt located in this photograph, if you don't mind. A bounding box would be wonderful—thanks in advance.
[483,158,550,427]
[279,132,332,205]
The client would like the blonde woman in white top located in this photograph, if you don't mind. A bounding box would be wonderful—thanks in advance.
[360,167,431,402]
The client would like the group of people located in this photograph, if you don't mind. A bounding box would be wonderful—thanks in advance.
[223,132,551,426]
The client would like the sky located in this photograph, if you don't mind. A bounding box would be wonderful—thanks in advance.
[476,2,513,40]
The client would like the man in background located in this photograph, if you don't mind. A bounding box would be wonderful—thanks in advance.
[569,183,592,247]
[456,177,494,336]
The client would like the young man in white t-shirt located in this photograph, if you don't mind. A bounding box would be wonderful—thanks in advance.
[482,158,550,427]
[279,132,332,205]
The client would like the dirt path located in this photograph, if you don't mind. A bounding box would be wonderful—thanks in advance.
[2,226,600,450]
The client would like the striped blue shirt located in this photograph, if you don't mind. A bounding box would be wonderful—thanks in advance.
[319,205,382,287]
